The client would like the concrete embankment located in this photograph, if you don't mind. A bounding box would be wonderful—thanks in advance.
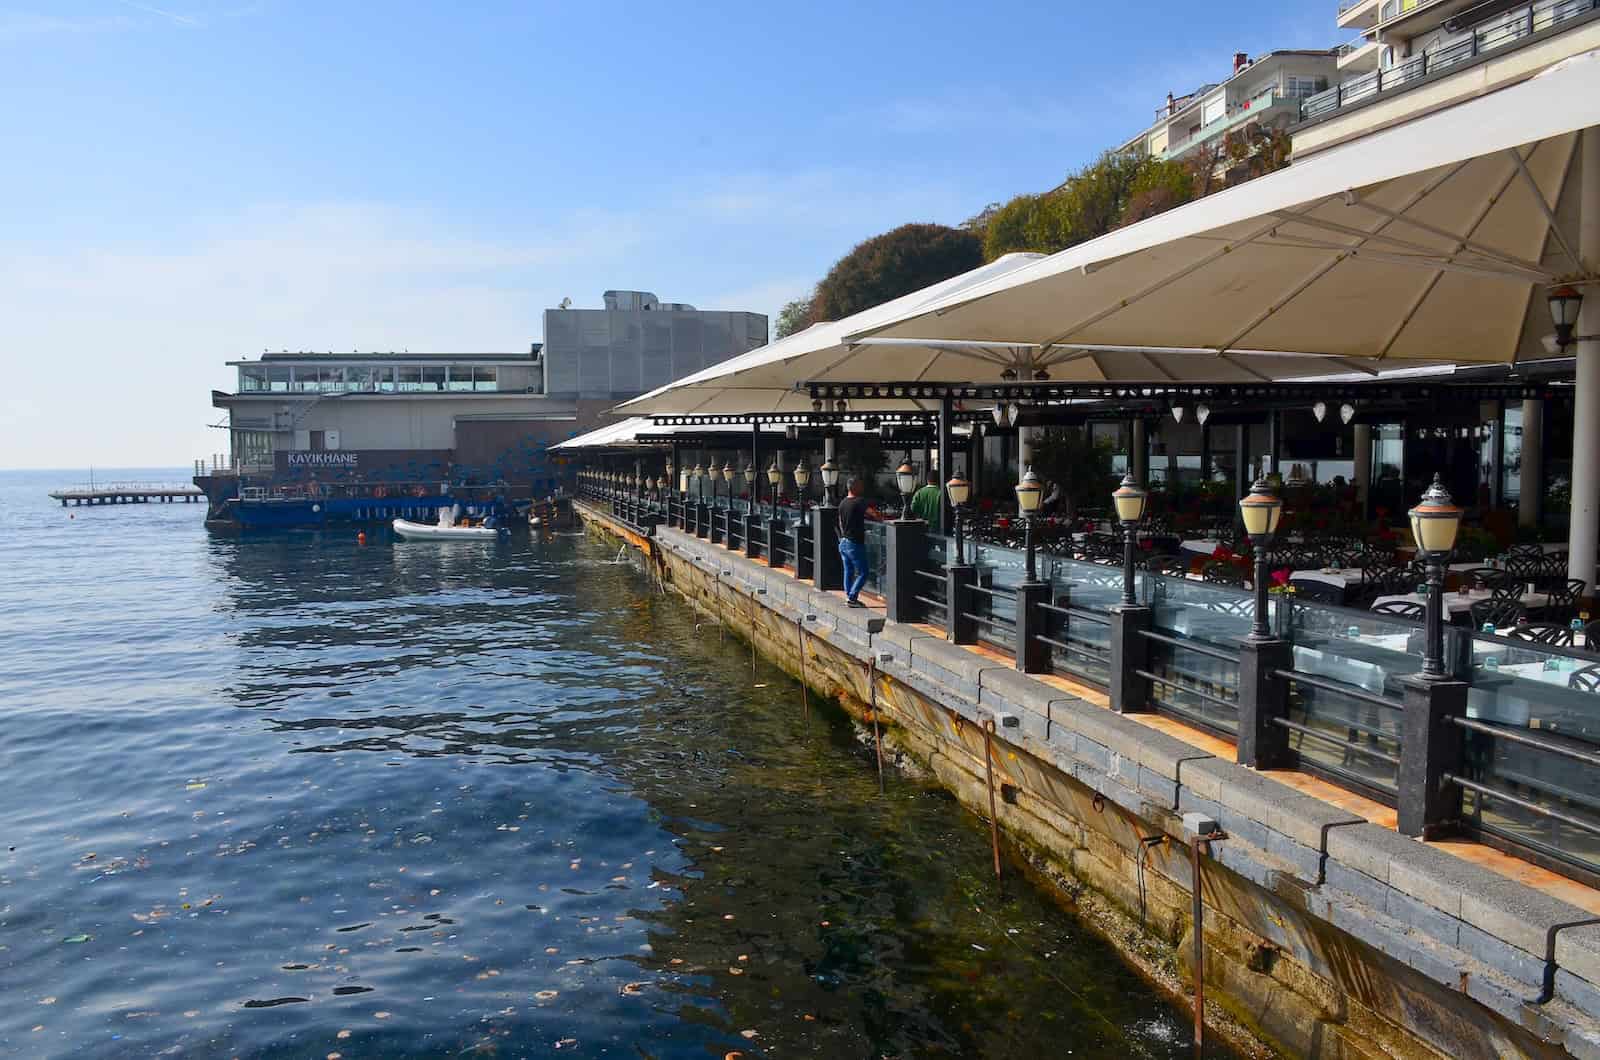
[578,500,1600,1060]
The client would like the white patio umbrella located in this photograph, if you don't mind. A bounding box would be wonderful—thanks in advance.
[846,51,1600,371]
[613,253,1046,417]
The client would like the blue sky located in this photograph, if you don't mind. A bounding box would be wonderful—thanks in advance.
[0,0,1335,468]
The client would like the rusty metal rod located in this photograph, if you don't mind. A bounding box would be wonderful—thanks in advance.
[868,655,885,794]
[983,718,1001,882]
[796,617,810,733]
[1192,835,1208,1059]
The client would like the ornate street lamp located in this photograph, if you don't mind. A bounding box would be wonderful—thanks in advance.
[895,459,917,518]
[1409,474,1463,680]
[946,472,970,566]
[819,458,839,506]
[692,463,705,504]
[1550,285,1583,349]
[1015,466,1043,583]
[1238,476,1284,641]
[792,460,811,502]
[1113,472,1149,607]
[722,461,736,507]
[767,460,783,520]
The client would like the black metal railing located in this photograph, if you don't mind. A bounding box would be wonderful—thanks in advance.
[1302,0,1600,121]
[1037,598,1112,687]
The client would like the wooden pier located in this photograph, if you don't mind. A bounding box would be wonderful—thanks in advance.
[48,483,205,507]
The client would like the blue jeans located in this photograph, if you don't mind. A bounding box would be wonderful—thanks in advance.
[839,538,868,601]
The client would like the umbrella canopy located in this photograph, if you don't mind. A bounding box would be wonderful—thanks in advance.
[551,416,881,450]
[843,51,1600,381]
[613,253,1046,416]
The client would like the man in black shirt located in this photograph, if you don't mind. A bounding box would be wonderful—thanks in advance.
[837,478,869,607]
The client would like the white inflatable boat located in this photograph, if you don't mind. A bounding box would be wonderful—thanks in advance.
[392,516,503,541]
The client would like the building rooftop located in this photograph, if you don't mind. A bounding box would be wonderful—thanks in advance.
[230,349,541,366]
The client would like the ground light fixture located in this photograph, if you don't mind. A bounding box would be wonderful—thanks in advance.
[1112,472,1148,607]
[1238,476,1283,641]
[1015,466,1043,583]
[946,473,970,565]
[895,459,917,514]
[1409,473,1462,679]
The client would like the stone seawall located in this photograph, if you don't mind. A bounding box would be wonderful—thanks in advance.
[578,501,1600,1060]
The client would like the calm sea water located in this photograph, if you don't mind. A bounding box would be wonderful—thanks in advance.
[0,468,1227,1059]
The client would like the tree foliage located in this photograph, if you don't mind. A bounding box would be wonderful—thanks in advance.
[810,223,984,322]
[774,296,814,339]
[981,123,1295,259]
[1025,428,1117,520]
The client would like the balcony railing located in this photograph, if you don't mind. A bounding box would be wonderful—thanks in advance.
[1303,0,1600,121]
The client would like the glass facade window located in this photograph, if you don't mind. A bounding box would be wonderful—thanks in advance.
[398,366,423,392]
[421,366,445,391]
[239,366,269,392]
[1502,405,1523,507]
[231,429,273,467]
[474,365,497,391]
[447,366,474,392]
[1284,76,1328,99]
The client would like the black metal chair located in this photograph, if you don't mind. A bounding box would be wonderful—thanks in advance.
[1201,561,1247,587]
[1570,664,1600,693]
[1293,579,1345,605]
[1539,578,1587,623]
[1469,597,1526,631]
[1371,600,1425,620]
[1145,554,1187,577]
[1457,567,1511,593]
[1505,623,1580,648]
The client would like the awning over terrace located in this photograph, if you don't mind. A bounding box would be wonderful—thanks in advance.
[847,50,1600,368]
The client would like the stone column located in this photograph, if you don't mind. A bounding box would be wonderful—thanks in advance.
[1519,398,1543,530]
[1354,424,1372,517]
[1132,419,1147,485]
[1570,127,1600,595]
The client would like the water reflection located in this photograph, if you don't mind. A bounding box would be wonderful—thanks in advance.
[2,497,1230,1058]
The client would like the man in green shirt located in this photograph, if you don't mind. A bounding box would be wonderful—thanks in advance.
[909,470,942,532]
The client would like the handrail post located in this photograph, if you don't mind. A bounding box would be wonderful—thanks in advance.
[1015,581,1050,673]
[795,516,814,580]
[885,518,925,624]
[742,509,762,560]
[1397,674,1469,837]
[1237,637,1294,768]
[812,503,842,589]
[1109,603,1152,713]
[947,563,978,645]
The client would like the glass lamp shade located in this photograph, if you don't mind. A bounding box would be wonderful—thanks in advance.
[656,476,666,491]
[895,460,917,497]
[820,459,839,488]
[1340,403,1357,425]
[1312,400,1327,423]
[1195,403,1211,426]
[766,461,783,486]
[792,462,811,488]
[991,404,1008,427]
[744,464,755,485]
[722,462,735,483]
[1008,402,1021,425]
[1170,404,1186,424]
[945,474,970,507]
[1408,473,1462,556]
[678,472,688,493]
[1112,473,1148,524]
[1550,285,1582,328]
[1238,477,1283,539]
[692,464,704,481]
[1015,467,1043,514]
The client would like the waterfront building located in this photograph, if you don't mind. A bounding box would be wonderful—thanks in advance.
[1118,49,1338,177]
[1296,0,1600,156]
[198,290,767,528]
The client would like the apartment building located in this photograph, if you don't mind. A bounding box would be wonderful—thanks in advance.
[1296,0,1600,154]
